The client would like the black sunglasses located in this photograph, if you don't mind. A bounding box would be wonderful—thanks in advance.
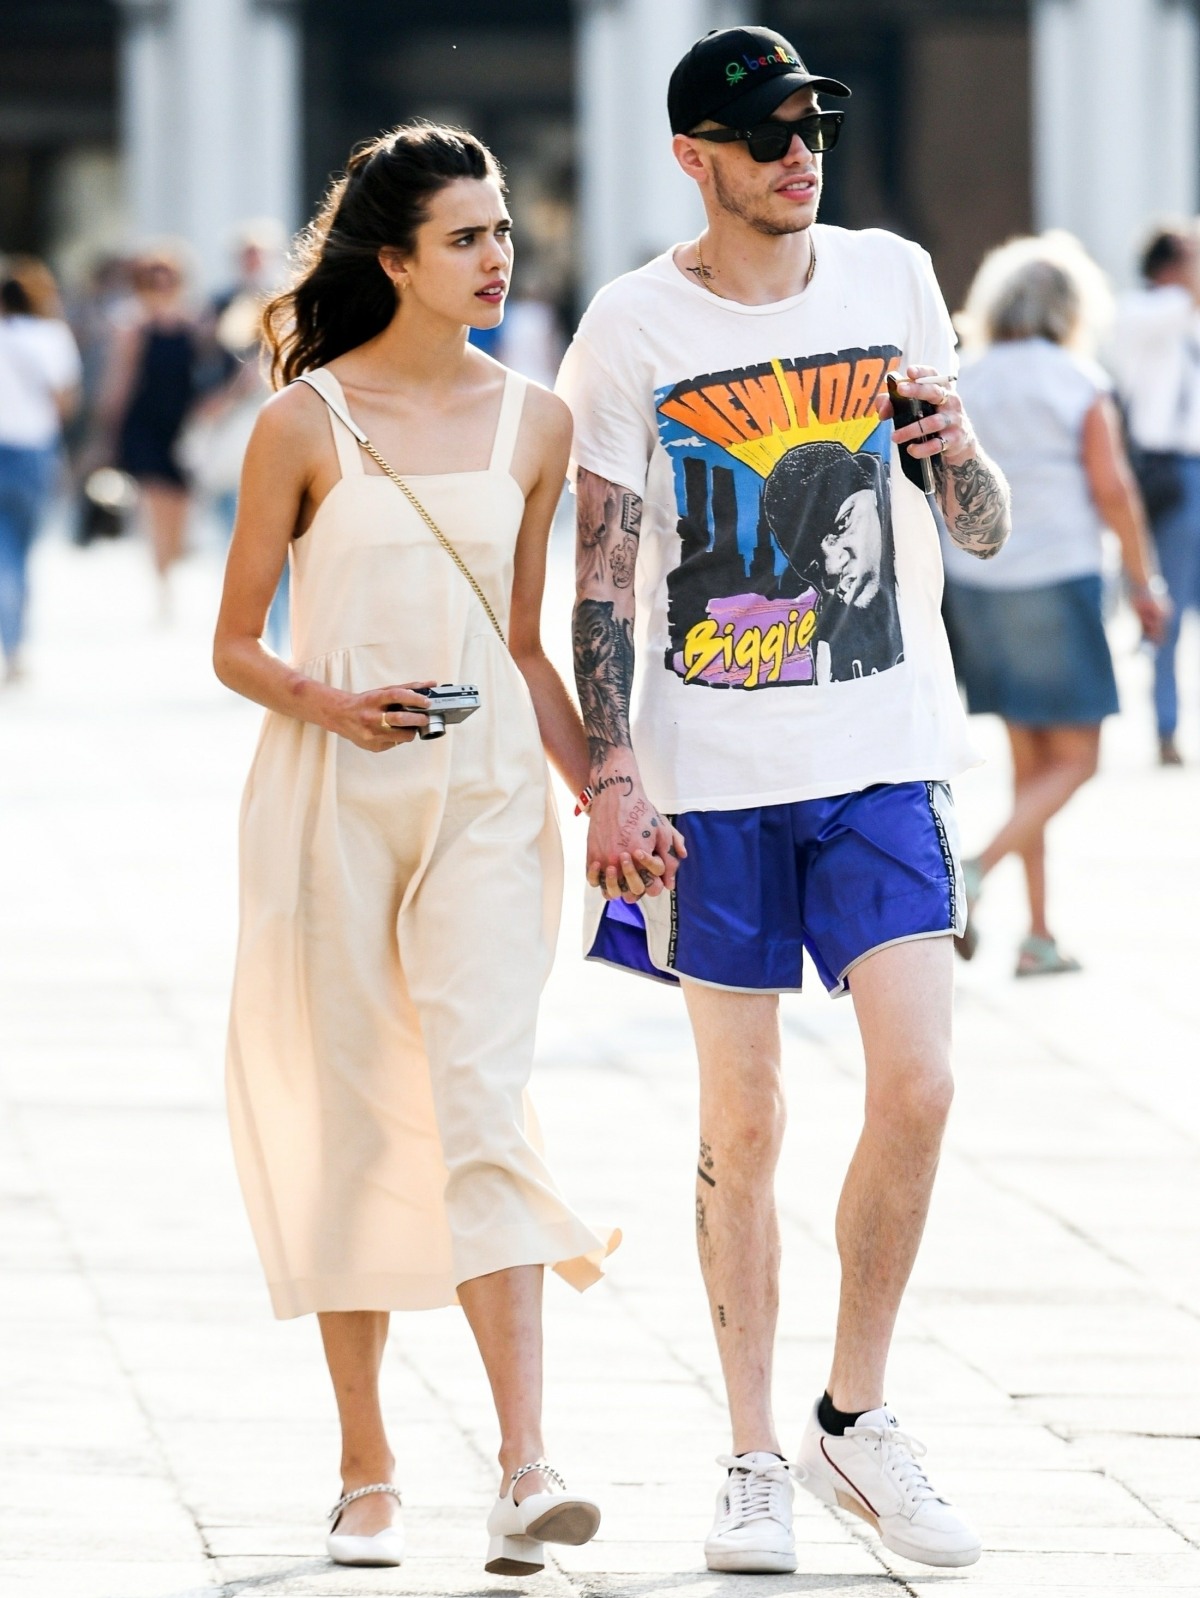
[690,111,844,163]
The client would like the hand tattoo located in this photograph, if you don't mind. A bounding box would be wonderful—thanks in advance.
[594,772,634,799]
[936,450,1010,559]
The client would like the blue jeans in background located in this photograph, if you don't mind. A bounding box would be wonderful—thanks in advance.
[0,443,56,665]
[1151,455,1200,736]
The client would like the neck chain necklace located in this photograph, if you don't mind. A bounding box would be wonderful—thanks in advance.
[694,232,817,300]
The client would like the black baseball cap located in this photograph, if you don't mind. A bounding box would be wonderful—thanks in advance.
[668,26,850,136]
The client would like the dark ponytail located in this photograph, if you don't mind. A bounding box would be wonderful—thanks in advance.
[264,121,504,388]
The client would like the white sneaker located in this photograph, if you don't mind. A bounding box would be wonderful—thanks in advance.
[793,1403,981,1568]
[704,1451,797,1574]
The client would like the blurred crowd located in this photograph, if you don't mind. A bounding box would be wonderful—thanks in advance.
[0,221,567,667]
[2,215,1199,975]
[0,222,287,650]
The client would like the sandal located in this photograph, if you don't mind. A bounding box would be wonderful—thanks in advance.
[485,1460,600,1575]
[1015,935,1081,978]
[326,1482,404,1567]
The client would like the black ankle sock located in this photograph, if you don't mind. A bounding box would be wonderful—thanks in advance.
[817,1392,868,1437]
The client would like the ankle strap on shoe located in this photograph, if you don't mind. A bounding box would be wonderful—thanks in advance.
[510,1460,565,1493]
[328,1482,402,1521]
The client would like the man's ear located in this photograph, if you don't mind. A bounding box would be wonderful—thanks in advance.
[673,133,709,185]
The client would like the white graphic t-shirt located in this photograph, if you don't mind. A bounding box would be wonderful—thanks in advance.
[556,224,977,813]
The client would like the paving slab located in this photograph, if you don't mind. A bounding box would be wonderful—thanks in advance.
[2,528,1200,1595]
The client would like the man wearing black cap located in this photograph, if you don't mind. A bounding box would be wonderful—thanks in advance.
[559,24,1007,1575]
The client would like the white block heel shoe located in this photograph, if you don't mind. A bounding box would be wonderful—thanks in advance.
[326,1482,405,1567]
[484,1460,600,1576]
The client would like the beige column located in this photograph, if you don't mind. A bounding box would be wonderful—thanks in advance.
[117,0,301,288]
[1033,0,1199,286]
[575,0,737,301]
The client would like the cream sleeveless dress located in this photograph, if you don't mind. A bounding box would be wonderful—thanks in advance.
[226,365,615,1318]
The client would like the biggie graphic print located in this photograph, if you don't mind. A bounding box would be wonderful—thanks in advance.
[656,346,905,689]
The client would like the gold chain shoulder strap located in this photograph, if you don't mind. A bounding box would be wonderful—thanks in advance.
[295,372,506,644]
[356,437,506,644]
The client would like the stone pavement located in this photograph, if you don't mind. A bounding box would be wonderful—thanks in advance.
[2,523,1199,1598]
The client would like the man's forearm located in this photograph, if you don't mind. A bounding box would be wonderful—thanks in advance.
[573,467,643,778]
[935,448,1011,560]
[573,596,635,772]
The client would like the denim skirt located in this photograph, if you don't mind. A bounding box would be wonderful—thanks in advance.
[942,573,1119,726]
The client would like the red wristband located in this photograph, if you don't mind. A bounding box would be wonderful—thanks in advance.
[573,785,595,817]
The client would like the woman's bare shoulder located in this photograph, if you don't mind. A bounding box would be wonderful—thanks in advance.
[252,379,331,449]
[518,378,573,448]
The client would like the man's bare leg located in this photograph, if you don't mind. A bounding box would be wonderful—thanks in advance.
[826,936,955,1411]
[683,981,786,1455]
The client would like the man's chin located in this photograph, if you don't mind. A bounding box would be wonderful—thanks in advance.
[753,208,819,240]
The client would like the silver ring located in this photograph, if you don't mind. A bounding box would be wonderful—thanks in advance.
[939,436,948,454]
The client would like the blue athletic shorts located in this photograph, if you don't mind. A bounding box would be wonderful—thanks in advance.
[586,781,965,996]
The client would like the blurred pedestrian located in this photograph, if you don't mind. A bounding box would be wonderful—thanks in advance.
[97,246,201,612]
[213,123,613,1572]
[182,229,285,647]
[67,254,135,544]
[944,236,1169,975]
[497,271,566,389]
[211,218,286,323]
[0,257,81,683]
[1110,222,1200,765]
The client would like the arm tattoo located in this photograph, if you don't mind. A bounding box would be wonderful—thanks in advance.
[573,597,635,770]
[576,470,642,589]
[610,535,637,588]
[935,451,1011,559]
[574,468,643,773]
[697,1137,716,1188]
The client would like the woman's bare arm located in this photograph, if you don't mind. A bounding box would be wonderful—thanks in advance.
[212,385,430,749]
[508,388,591,793]
[1081,393,1170,643]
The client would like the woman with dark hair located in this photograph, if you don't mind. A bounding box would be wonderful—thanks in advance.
[213,123,630,1573]
[98,246,201,612]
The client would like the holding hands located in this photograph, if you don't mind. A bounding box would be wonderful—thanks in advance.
[585,773,687,903]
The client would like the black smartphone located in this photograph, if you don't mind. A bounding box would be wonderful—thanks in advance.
[886,371,938,496]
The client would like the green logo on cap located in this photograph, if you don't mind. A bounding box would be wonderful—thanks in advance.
[725,61,748,85]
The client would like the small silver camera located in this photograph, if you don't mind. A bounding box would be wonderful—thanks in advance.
[387,683,481,740]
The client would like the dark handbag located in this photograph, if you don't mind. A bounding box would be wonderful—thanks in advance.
[1122,337,1197,523]
[1129,447,1183,523]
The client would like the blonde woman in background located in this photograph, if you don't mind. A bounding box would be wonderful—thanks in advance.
[943,235,1169,975]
